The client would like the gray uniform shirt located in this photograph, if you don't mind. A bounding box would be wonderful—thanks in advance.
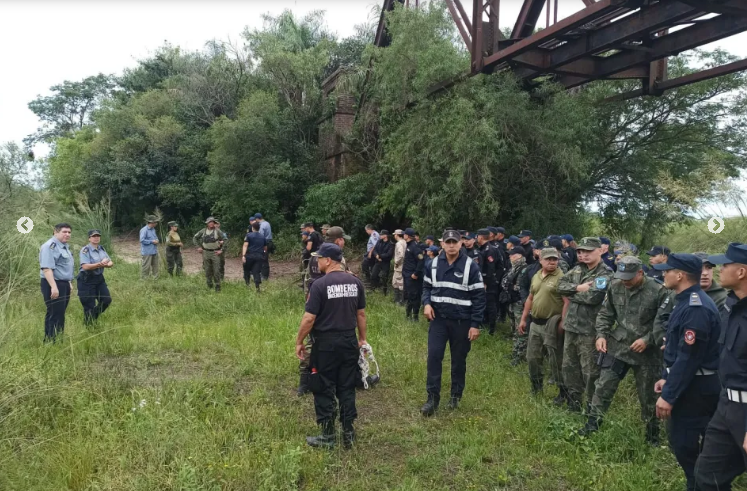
[39,236,74,281]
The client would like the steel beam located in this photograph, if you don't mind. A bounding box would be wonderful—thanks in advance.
[512,0,548,39]
[446,0,473,51]
[657,58,747,90]
[679,0,747,15]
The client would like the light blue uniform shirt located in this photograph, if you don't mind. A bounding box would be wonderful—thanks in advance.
[79,244,111,276]
[367,231,380,254]
[140,225,158,256]
[259,220,272,240]
[39,236,74,281]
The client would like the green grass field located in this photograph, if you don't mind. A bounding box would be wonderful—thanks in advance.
[1,261,744,491]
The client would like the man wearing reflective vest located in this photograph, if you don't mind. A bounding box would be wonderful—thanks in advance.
[420,229,486,416]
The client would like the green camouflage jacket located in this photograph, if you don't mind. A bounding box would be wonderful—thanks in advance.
[557,261,614,336]
[596,276,670,365]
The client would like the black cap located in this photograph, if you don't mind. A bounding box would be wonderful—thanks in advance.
[442,230,461,242]
[317,243,343,262]
[404,228,416,237]
[381,229,390,236]
[487,226,498,235]
[599,236,611,245]
[646,245,671,256]
[549,238,563,250]
[425,235,435,241]
[653,253,703,275]
[496,227,505,234]
[463,232,476,240]
[518,230,532,238]
[509,246,525,256]
[476,228,491,237]
[708,243,747,266]
[88,229,101,237]
[508,235,521,245]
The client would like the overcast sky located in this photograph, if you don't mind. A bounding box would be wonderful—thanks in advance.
[1,0,745,156]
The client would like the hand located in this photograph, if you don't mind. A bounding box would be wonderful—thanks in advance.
[152,240,159,245]
[743,433,747,455]
[630,338,647,353]
[557,321,565,335]
[576,281,593,293]
[518,321,526,335]
[596,338,607,353]
[468,328,480,342]
[411,274,417,280]
[51,287,59,299]
[656,396,673,420]
[654,379,666,394]
[358,339,367,348]
[295,344,305,360]
[219,241,224,245]
[216,250,222,255]
[661,336,666,351]
[242,256,246,264]
[197,248,203,253]
[424,305,435,321]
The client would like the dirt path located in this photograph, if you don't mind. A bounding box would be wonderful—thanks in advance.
[111,236,302,281]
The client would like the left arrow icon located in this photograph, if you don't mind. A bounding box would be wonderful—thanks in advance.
[17,217,34,234]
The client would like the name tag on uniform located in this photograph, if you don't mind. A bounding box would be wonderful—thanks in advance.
[595,277,608,290]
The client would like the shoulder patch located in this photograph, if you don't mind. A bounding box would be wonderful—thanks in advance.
[689,292,702,306]
[417,254,424,260]
[595,277,608,290]
[82,247,89,254]
[684,329,696,345]
[659,296,670,309]
[49,242,56,249]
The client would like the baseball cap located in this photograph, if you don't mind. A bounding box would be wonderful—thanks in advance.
[653,253,703,275]
[508,235,521,245]
[576,237,602,251]
[476,228,491,237]
[147,215,159,223]
[326,226,351,241]
[540,248,559,259]
[518,229,532,238]
[403,228,416,237]
[599,237,611,245]
[254,213,263,219]
[425,235,435,241]
[442,230,461,243]
[561,234,574,242]
[487,226,498,235]
[393,229,404,236]
[509,246,525,256]
[708,243,747,266]
[646,245,671,256]
[427,245,440,253]
[496,227,506,234]
[302,231,309,237]
[615,256,643,280]
[317,243,343,262]
[88,229,102,237]
[463,232,476,240]
[321,223,331,230]
[204,216,216,224]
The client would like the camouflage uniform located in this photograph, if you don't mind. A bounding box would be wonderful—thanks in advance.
[500,257,529,363]
[193,220,224,290]
[558,255,614,409]
[591,275,671,427]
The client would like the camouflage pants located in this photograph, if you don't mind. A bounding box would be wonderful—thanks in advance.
[166,247,183,276]
[527,319,564,388]
[590,363,658,421]
[203,251,221,288]
[510,301,527,361]
[562,331,600,404]
[299,337,313,374]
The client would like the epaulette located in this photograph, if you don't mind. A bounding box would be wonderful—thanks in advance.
[100,246,106,252]
[689,292,703,307]
[82,246,89,254]
[659,296,671,309]
[49,242,56,249]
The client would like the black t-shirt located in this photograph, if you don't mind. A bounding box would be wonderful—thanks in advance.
[307,231,323,253]
[305,271,366,334]
[244,232,267,255]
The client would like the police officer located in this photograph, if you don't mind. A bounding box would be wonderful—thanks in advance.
[646,245,670,284]
[695,243,747,490]
[562,234,578,268]
[77,230,114,326]
[165,221,183,276]
[652,253,721,491]
[462,232,480,262]
[402,228,425,322]
[139,215,160,279]
[193,217,224,292]
[557,237,614,412]
[39,223,75,342]
[371,230,394,294]
[477,229,501,336]
[579,256,671,444]
[518,230,535,265]
[242,221,267,291]
[254,213,273,280]
[694,252,729,313]
[420,230,486,415]
[362,225,380,283]
[295,243,367,448]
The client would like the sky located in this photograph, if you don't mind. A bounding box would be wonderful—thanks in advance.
[1,0,746,209]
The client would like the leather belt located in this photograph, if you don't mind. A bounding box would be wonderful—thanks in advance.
[666,367,716,376]
[532,318,549,326]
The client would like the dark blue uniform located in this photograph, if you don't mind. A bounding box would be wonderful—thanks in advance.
[479,242,502,335]
[601,252,617,272]
[695,291,747,490]
[422,249,486,404]
[403,239,425,320]
[662,284,721,490]
[77,244,112,325]
[243,232,267,288]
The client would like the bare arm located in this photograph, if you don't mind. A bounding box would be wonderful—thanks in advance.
[357,309,367,345]
[520,293,534,327]
[295,312,316,360]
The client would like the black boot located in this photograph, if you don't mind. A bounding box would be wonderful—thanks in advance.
[447,396,460,410]
[215,284,221,292]
[297,372,310,396]
[578,415,602,436]
[342,420,355,449]
[531,378,543,396]
[645,419,660,446]
[420,393,440,416]
[553,386,568,407]
[306,420,336,448]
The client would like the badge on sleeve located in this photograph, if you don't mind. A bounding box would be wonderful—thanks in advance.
[417,254,423,260]
[684,330,696,345]
[595,277,608,290]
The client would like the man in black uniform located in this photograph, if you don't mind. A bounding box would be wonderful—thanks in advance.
[371,230,394,294]
[653,253,721,491]
[599,237,616,272]
[463,232,480,262]
[477,229,501,336]
[420,230,486,415]
[561,234,578,268]
[695,243,747,490]
[403,228,425,322]
[242,222,267,291]
[518,230,535,265]
[646,245,670,284]
[296,243,367,449]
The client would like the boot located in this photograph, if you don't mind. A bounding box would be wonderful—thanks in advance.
[411,315,419,323]
[398,290,405,305]
[645,419,660,446]
[578,416,602,437]
[553,386,568,407]
[447,396,460,410]
[383,287,388,296]
[393,290,402,304]
[306,420,336,448]
[215,285,221,292]
[531,378,543,396]
[297,372,310,396]
[342,420,355,449]
[488,325,496,336]
[420,393,440,416]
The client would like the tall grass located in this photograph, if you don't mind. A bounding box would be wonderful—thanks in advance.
[664,195,747,253]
